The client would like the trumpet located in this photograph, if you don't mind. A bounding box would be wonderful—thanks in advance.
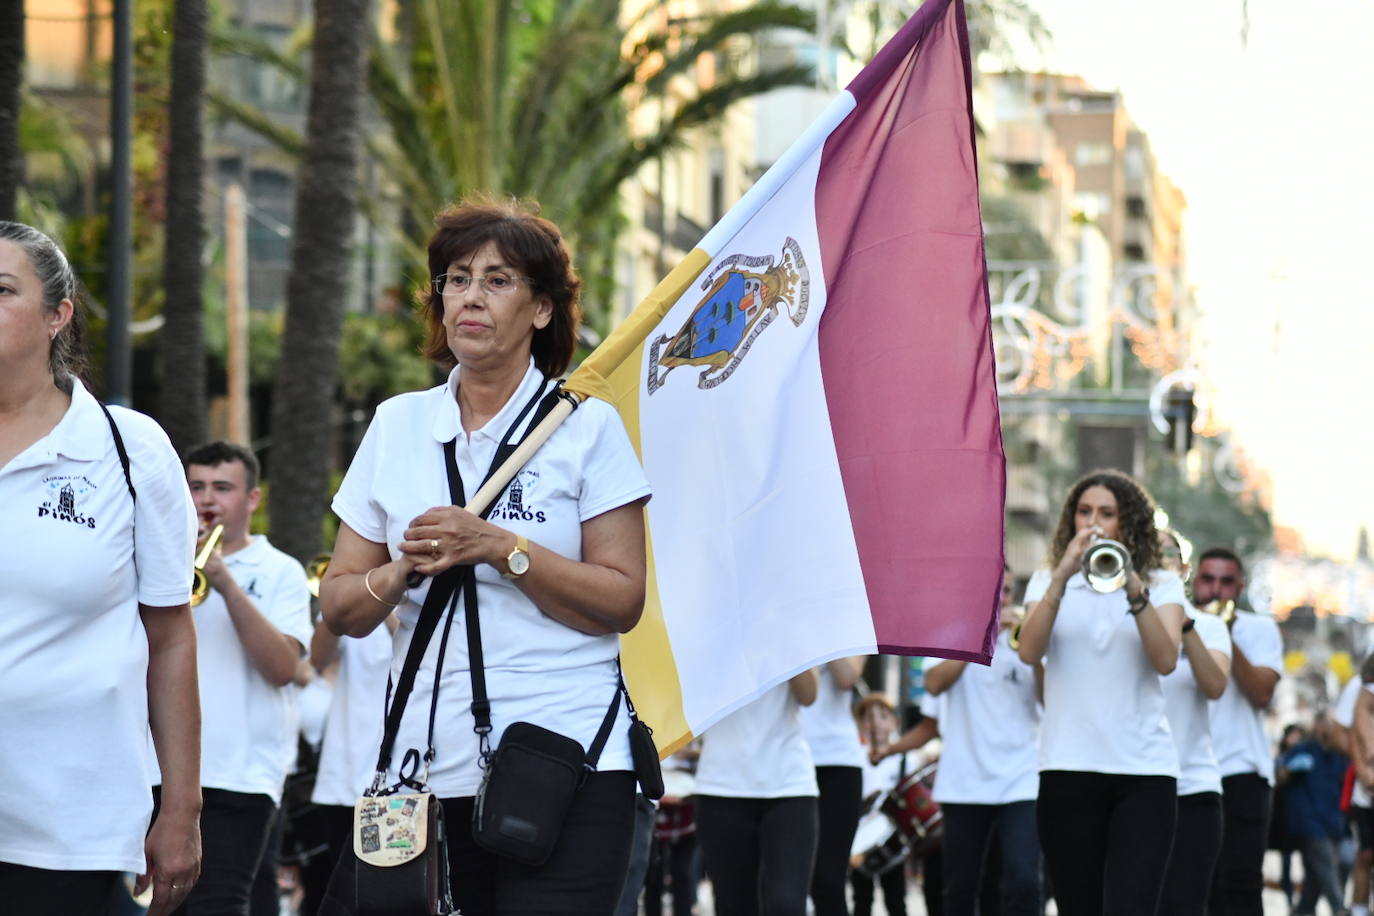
[190,524,224,607]
[1007,608,1027,651]
[1082,537,1131,593]
[1197,599,1237,625]
[305,553,331,599]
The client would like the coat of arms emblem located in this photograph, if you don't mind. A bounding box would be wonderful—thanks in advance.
[647,237,809,394]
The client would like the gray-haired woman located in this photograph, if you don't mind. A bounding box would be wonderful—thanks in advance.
[0,222,201,916]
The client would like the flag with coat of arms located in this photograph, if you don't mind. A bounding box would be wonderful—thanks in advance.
[560,0,1005,755]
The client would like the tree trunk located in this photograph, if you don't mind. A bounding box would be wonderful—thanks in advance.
[268,0,373,561]
[157,0,209,455]
[0,1,25,221]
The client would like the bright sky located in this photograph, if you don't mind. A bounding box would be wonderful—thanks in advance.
[1007,0,1374,560]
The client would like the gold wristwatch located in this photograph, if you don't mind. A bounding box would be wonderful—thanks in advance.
[503,534,530,579]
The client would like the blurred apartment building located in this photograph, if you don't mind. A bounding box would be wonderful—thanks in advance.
[27,0,399,315]
[979,72,1197,587]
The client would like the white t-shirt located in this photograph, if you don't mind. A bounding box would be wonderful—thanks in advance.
[921,629,1041,804]
[0,382,195,872]
[158,536,312,804]
[1208,611,1283,783]
[861,743,916,799]
[332,361,652,797]
[1162,608,1232,796]
[298,675,333,751]
[312,625,395,806]
[1334,677,1373,808]
[1025,567,1187,777]
[799,665,865,768]
[695,683,819,798]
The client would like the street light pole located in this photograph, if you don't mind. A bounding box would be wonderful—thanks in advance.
[106,0,133,405]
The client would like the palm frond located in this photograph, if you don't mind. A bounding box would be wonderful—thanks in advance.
[206,90,305,157]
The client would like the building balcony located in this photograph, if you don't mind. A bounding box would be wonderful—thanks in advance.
[1006,463,1052,518]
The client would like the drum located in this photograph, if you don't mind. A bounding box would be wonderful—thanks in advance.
[654,800,696,841]
[881,761,943,853]
[654,768,698,842]
[849,810,908,877]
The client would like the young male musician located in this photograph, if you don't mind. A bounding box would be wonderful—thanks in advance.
[159,442,312,914]
[1199,547,1283,916]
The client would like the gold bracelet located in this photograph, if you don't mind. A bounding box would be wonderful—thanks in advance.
[364,568,401,608]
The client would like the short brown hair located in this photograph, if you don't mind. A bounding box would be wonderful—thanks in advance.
[853,693,895,722]
[418,196,581,378]
[185,440,261,490]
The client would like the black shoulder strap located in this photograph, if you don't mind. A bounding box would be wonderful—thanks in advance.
[98,402,136,502]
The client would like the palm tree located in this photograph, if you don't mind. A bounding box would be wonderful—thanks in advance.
[218,0,814,558]
[267,0,374,562]
[212,0,815,331]
[0,0,24,220]
[157,0,210,455]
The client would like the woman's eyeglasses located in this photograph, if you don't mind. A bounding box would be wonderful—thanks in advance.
[433,272,532,297]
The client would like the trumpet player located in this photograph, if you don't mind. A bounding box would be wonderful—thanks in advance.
[1196,546,1283,916]
[1016,470,1186,916]
[1156,529,1232,915]
[158,441,313,914]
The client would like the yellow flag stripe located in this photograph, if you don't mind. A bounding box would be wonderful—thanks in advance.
[564,248,713,404]
[566,248,713,757]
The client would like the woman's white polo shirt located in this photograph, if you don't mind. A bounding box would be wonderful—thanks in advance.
[1025,567,1186,778]
[332,361,651,798]
[0,381,195,871]
[1162,607,1231,795]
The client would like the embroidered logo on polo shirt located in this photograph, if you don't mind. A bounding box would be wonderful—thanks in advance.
[490,469,547,523]
[243,578,262,598]
[37,474,99,529]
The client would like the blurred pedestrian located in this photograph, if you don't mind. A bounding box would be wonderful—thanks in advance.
[800,657,868,916]
[1200,547,1284,916]
[877,573,1042,916]
[1157,529,1232,915]
[694,673,820,916]
[1344,655,1374,916]
[853,694,912,916]
[1278,712,1349,916]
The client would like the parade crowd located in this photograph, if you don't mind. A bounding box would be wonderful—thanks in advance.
[2,206,1368,916]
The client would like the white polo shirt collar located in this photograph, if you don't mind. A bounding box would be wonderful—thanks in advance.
[225,534,269,567]
[430,358,547,446]
[8,380,109,472]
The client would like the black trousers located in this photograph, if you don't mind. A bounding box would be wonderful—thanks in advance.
[1037,770,1177,916]
[441,770,636,916]
[850,861,906,916]
[941,800,1040,916]
[811,766,863,916]
[644,831,701,916]
[298,804,353,916]
[1160,791,1224,916]
[249,804,286,916]
[156,786,278,916]
[696,794,819,916]
[1207,772,1272,916]
[0,861,119,916]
